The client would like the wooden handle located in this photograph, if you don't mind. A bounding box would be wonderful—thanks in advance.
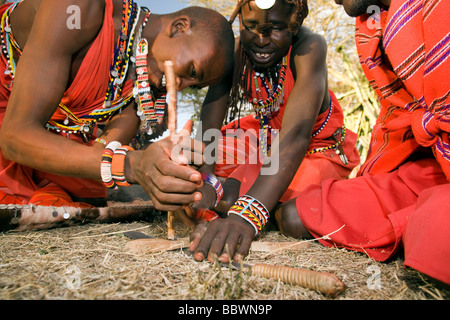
[167,211,175,240]
[124,238,190,254]
[164,60,177,134]
[251,263,345,296]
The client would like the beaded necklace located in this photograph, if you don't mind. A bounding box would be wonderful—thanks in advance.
[0,0,146,143]
[132,13,167,136]
[248,55,287,155]
[0,2,21,80]
[50,0,141,142]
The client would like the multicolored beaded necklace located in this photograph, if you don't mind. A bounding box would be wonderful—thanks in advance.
[132,17,166,136]
[49,0,141,142]
[0,0,163,143]
[248,55,287,155]
[0,2,21,82]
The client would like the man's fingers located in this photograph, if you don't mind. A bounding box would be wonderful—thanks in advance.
[156,158,202,184]
[233,234,253,262]
[193,220,220,261]
[189,222,208,250]
[218,235,240,263]
[170,120,193,144]
[207,230,229,263]
[180,119,193,136]
[169,135,205,166]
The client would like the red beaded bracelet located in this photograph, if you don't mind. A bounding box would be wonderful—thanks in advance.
[227,195,270,236]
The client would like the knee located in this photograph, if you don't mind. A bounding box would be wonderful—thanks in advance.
[274,199,312,239]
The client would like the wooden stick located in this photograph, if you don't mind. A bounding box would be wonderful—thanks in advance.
[164,60,177,240]
[0,202,156,231]
[167,211,176,240]
[164,60,177,135]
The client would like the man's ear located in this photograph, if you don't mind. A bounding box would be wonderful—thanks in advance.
[166,15,192,37]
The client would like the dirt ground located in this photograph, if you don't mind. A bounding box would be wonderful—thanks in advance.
[0,210,449,302]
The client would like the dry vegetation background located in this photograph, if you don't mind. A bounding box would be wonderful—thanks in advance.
[0,0,449,302]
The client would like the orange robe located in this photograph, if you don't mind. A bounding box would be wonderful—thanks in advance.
[0,0,132,207]
[296,0,450,284]
[214,49,360,202]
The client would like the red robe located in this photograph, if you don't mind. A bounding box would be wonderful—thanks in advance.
[296,0,450,284]
[0,0,132,207]
[214,49,360,201]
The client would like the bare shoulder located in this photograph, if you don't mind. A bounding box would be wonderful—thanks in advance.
[290,26,328,78]
[12,0,106,54]
[292,26,328,61]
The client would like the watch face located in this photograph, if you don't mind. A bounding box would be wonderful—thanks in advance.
[255,0,276,10]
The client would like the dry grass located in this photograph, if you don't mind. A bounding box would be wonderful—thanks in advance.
[1,215,448,301]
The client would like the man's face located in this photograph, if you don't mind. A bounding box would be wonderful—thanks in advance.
[240,0,295,71]
[333,0,385,17]
[148,32,227,91]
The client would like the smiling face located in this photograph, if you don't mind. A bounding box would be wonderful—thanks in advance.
[239,0,299,71]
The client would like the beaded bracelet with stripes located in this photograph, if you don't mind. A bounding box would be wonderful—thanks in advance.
[227,195,270,236]
[101,141,122,190]
[111,145,134,187]
[201,172,224,207]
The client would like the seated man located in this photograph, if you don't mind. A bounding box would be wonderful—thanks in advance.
[0,0,234,227]
[190,0,359,260]
[193,0,450,285]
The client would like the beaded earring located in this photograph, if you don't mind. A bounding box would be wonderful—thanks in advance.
[132,11,167,137]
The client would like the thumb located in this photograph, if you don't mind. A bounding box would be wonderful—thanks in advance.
[171,120,193,144]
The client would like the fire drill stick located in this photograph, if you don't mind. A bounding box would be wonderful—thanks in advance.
[164,60,177,240]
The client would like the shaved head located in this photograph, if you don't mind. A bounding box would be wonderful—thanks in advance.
[170,6,235,76]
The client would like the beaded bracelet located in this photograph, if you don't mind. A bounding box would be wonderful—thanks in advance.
[111,145,134,187]
[307,125,346,155]
[227,195,270,236]
[95,138,109,145]
[201,172,224,207]
[195,208,220,222]
[101,141,122,190]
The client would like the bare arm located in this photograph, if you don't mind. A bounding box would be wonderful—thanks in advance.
[191,30,330,262]
[196,75,231,167]
[0,0,105,178]
[0,0,203,210]
[245,31,329,211]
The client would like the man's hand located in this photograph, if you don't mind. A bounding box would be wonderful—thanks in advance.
[191,182,217,210]
[189,214,255,263]
[126,121,205,211]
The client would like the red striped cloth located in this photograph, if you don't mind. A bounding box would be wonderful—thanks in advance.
[357,0,450,179]
[295,0,450,284]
